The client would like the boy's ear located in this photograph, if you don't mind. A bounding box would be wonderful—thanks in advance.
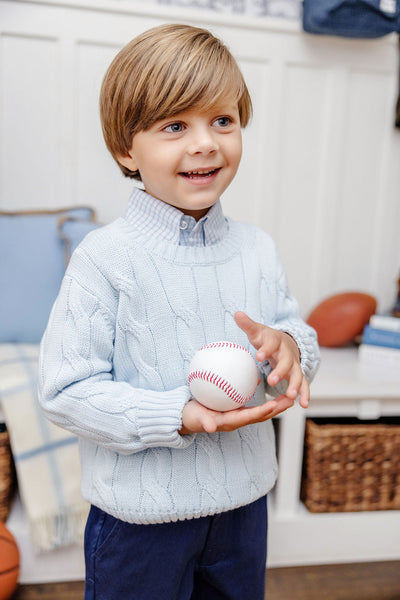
[116,151,138,173]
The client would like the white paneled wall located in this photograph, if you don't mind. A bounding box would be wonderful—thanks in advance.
[1,0,399,317]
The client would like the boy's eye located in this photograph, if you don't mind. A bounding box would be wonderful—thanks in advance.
[164,122,184,133]
[214,116,232,128]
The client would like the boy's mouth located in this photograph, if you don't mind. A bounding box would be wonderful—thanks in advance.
[180,168,220,180]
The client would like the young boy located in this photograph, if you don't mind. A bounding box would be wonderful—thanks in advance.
[38,23,320,600]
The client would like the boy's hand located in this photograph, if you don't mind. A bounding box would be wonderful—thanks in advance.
[179,310,309,435]
[234,310,310,409]
[179,396,293,435]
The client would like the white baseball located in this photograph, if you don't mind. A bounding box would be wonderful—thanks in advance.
[188,342,259,412]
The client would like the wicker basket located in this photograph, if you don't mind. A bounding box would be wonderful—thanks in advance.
[0,423,16,521]
[301,418,400,513]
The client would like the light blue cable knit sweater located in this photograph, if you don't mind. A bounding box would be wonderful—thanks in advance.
[38,191,320,524]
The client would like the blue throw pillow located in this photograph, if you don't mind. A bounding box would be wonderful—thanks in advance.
[0,207,97,343]
[58,216,100,264]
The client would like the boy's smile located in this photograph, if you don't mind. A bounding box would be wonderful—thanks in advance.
[118,102,242,221]
[179,168,220,182]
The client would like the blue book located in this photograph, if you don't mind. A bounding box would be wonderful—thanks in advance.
[362,324,400,349]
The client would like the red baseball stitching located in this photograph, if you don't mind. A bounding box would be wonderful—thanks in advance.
[199,342,253,358]
[188,369,256,405]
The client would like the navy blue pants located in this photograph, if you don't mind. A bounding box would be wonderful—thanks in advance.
[84,496,268,600]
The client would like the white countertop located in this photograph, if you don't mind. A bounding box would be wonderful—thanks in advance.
[311,346,400,401]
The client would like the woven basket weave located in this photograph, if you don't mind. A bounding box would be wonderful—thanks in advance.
[301,418,400,513]
[0,423,16,521]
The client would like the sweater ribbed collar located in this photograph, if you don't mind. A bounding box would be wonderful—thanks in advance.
[125,187,228,247]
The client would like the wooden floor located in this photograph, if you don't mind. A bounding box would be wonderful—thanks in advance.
[265,561,400,600]
[11,561,400,600]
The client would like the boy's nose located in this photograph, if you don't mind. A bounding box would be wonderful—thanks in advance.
[186,129,219,155]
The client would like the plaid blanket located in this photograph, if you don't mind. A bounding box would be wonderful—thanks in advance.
[0,343,88,553]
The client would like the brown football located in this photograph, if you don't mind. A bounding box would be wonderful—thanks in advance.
[306,292,377,347]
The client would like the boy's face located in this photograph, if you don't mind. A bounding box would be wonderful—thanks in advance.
[118,100,242,221]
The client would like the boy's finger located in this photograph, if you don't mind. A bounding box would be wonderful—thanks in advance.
[267,395,295,418]
[201,415,218,434]
[215,399,278,430]
[234,311,261,339]
[266,352,294,386]
[255,338,280,362]
[285,366,304,399]
[298,378,310,408]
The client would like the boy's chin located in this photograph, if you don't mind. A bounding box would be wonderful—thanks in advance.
[179,204,215,220]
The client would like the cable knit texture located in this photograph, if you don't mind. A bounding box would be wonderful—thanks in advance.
[38,192,320,524]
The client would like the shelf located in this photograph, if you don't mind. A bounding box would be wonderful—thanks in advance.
[267,495,400,567]
[267,346,400,567]
[311,347,400,401]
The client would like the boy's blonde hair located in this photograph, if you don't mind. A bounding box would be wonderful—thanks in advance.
[100,23,252,180]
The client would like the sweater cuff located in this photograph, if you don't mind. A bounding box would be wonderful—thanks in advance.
[274,323,320,383]
[135,386,195,449]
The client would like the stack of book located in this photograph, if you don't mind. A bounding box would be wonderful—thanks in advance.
[358,314,400,375]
